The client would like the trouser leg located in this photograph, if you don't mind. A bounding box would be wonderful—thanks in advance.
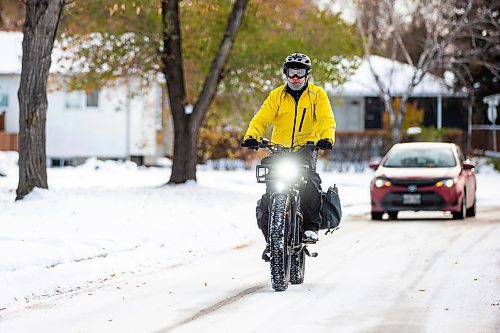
[300,168,322,231]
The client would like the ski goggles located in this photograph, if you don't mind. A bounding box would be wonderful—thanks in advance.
[284,68,308,78]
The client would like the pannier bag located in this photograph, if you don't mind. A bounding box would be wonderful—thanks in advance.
[320,185,342,231]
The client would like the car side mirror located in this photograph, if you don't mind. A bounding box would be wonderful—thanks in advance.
[463,161,475,170]
[368,161,380,171]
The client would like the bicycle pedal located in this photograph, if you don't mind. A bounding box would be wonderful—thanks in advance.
[303,247,319,257]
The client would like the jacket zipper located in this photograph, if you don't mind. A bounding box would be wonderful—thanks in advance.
[298,108,306,132]
[291,102,298,147]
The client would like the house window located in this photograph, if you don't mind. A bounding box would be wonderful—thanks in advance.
[0,81,8,107]
[0,94,8,107]
[365,97,384,129]
[65,89,100,109]
[65,91,82,109]
[86,90,99,107]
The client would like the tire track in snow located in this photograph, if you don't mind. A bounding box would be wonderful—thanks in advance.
[157,283,266,332]
[370,206,500,333]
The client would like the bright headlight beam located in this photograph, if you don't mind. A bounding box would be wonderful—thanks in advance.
[374,178,391,187]
[436,178,455,188]
[275,182,286,192]
[276,161,298,180]
[444,179,454,187]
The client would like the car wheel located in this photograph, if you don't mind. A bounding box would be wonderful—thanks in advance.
[466,199,476,217]
[388,211,398,220]
[452,194,466,220]
[371,212,383,220]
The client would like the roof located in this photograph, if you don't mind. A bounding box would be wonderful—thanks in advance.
[326,55,463,97]
[0,31,69,75]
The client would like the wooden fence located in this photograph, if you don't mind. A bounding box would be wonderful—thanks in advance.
[0,132,18,151]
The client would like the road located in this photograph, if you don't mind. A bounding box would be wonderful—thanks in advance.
[1,206,499,333]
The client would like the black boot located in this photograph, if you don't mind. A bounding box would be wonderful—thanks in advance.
[262,244,270,262]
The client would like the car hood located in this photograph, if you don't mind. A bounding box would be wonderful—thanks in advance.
[376,167,458,179]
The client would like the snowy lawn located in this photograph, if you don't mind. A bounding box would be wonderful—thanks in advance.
[0,152,498,311]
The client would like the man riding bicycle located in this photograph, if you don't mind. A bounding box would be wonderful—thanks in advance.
[241,52,336,261]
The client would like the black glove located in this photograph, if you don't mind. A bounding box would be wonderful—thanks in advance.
[316,138,333,150]
[241,136,259,149]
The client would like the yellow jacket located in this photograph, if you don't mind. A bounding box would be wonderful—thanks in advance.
[244,83,336,148]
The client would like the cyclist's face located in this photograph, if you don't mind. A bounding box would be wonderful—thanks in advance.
[287,75,305,89]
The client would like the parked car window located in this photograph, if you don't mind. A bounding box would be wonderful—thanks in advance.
[383,148,456,168]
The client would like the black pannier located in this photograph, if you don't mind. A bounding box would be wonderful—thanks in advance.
[320,185,342,231]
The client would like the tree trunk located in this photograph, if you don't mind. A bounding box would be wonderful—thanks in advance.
[16,0,65,200]
[161,0,248,184]
[391,113,402,144]
[395,94,411,143]
[168,114,198,183]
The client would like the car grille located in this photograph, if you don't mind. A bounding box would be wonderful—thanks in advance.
[387,178,441,186]
[381,191,445,210]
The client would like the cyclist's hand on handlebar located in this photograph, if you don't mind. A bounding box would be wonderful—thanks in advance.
[241,136,259,150]
[316,138,333,150]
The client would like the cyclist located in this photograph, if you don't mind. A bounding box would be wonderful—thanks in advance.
[241,52,336,261]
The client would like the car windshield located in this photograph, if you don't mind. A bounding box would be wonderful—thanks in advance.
[383,147,456,168]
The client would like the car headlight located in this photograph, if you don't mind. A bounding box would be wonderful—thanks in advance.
[435,178,456,188]
[275,160,299,181]
[374,178,391,188]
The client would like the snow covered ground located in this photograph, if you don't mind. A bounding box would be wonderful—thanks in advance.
[0,152,499,331]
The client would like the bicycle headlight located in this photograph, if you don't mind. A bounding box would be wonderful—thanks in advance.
[275,181,286,192]
[275,160,299,181]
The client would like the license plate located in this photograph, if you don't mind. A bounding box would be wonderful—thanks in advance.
[403,194,421,204]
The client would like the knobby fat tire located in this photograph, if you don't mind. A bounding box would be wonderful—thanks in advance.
[289,247,305,285]
[269,193,292,291]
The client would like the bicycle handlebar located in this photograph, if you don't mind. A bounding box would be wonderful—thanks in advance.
[245,139,330,152]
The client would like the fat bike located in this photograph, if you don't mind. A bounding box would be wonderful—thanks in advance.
[252,140,322,291]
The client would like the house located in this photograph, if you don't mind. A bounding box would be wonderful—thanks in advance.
[0,31,163,166]
[327,55,468,132]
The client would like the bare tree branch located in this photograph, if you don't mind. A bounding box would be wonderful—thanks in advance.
[354,0,499,143]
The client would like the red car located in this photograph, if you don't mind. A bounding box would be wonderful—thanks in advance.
[369,142,476,220]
